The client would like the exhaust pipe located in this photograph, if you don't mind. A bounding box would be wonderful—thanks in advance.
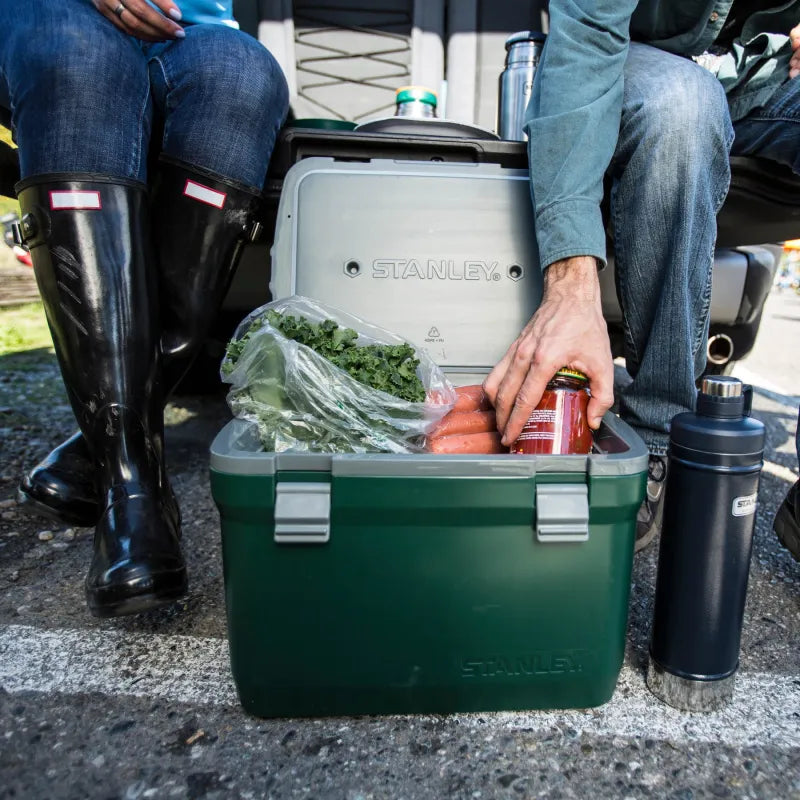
[707,333,734,365]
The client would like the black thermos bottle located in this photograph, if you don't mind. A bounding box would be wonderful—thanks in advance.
[647,376,765,711]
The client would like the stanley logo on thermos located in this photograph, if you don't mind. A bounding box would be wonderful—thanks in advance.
[732,493,758,517]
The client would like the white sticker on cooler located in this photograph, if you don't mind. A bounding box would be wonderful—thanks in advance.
[183,180,227,209]
[49,190,102,210]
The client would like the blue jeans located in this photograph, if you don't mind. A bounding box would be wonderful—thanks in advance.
[0,0,288,190]
[611,43,800,455]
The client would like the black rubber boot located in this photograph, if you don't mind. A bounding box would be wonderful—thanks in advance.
[153,156,265,389]
[16,175,186,617]
[17,431,99,526]
[16,159,264,527]
[774,479,799,562]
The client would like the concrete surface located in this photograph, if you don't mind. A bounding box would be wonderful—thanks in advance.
[0,289,798,800]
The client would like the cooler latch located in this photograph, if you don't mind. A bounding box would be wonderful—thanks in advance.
[274,482,331,544]
[535,484,589,543]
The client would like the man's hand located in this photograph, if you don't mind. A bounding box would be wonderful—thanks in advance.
[92,0,184,42]
[791,24,800,79]
[483,256,615,446]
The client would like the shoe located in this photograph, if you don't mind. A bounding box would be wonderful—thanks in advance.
[636,455,668,552]
[17,175,186,617]
[16,157,264,529]
[16,431,98,527]
[773,479,799,562]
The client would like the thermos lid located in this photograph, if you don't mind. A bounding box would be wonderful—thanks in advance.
[701,376,742,398]
[505,30,547,49]
[669,374,764,462]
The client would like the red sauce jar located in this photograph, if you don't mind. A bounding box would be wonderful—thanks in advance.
[511,368,593,455]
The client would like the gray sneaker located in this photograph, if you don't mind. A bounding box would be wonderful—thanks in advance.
[636,455,668,552]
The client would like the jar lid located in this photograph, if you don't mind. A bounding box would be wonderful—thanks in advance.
[555,367,589,382]
[395,86,438,107]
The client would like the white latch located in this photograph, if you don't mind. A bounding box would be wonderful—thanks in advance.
[274,482,331,544]
[535,484,589,543]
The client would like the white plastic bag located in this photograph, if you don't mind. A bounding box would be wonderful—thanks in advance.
[220,295,456,453]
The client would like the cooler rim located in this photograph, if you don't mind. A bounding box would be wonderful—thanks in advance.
[209,412,648,477]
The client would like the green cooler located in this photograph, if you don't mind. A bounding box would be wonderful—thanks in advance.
[210,416,647,718]
[209,154,648,718]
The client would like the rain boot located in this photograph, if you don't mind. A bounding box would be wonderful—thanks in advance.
[16,174,186,617]
[16,158,264,527]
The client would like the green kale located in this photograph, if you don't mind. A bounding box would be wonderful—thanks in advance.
[224,309,425,403]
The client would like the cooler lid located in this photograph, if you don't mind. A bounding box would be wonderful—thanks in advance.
[270,157,542,372]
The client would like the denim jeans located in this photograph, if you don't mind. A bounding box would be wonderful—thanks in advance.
[731,75,800,173]
[610,43,799,455]
[732,78,800,475]
[0,0,289,190]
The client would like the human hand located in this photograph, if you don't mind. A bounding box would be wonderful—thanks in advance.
[483,256,615,446]
[791,24,800,79]
[92,0,185,42]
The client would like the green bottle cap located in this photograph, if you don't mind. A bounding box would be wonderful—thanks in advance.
[395,86,437,107]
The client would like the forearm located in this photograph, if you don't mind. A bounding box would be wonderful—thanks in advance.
[527,0,637,269]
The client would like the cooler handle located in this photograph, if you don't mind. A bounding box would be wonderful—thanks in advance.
[743,384,754,417]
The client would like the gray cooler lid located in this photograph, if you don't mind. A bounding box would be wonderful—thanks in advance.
[210,413,649,477]
[270,157,543,371]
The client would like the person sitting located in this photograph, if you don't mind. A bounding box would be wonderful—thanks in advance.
[0,0,289,616]
[483,1,800,554]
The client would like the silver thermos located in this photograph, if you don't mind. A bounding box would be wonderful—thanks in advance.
[497,31,546,141]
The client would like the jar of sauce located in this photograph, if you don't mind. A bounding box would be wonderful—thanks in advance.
[511,368,593,455]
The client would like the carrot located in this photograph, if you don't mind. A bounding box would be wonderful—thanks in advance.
[430,410,497,438]
[427,432,508,454]
[453,384,493,413]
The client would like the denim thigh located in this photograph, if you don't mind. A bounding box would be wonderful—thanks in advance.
[608,43,733,453]
[144,25,289,190]
[731,77,800,174]
[0,0,152,181]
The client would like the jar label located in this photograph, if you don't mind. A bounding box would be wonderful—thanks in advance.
[731,493,758,517]
[526,409,557,424]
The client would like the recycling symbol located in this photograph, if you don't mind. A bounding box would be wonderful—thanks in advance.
[428,326,440,338]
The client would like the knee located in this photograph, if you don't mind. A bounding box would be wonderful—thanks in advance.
[180,28,289,127]
[623,65,733,164]
[9,16,149,177]
[22,19,146,104]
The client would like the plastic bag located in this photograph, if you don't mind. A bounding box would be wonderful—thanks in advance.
[220,295,456,453]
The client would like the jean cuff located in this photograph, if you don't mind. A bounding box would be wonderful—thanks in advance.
[627,428,669,458]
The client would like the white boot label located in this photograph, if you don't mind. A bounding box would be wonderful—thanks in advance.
[49,191,102,210]
[183,180,227,209]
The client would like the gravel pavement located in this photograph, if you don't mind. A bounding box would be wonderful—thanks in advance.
[0,290,798,800]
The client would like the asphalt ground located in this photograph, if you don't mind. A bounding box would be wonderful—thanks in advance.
[0,288,798,800]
